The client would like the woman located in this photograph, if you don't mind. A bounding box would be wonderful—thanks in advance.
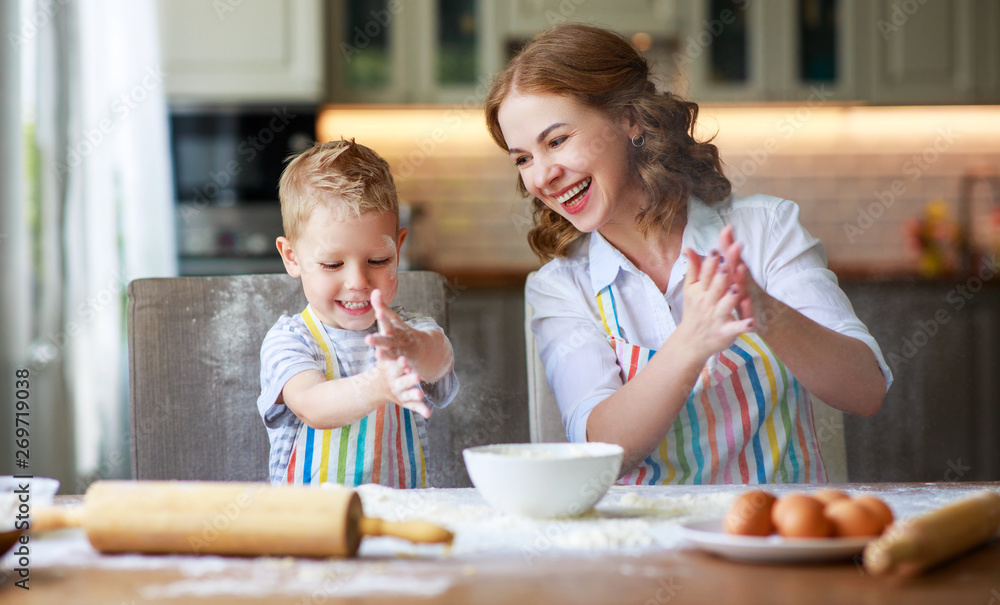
[485,24,891,484]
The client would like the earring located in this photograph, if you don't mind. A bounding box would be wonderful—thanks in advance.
[631,133,645,148]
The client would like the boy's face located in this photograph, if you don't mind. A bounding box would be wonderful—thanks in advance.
[277,205,406,330]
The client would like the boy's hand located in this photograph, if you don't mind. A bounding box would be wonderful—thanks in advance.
[365,288,455,383]
[376,353,431,419]
[365,289,420,357]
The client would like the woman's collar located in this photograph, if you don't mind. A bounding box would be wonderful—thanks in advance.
[587,195,730,294]
[681,195,729,256]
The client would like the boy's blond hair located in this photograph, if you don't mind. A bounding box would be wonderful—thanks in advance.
[279,139,398,242]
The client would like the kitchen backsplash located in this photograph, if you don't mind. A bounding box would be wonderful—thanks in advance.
[319,106,1000,280]
[724,150,1000,277]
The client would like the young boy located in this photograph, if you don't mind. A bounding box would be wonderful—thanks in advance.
[257,139,459,488]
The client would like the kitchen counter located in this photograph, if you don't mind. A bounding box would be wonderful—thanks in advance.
[5,483,1000,604]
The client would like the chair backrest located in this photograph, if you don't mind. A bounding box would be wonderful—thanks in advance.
[811,400,848,483]
[127,271,450,483]
[524,282,567,444]
[523,272,849,482]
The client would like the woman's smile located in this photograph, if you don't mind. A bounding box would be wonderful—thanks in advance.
[552,177,592,214]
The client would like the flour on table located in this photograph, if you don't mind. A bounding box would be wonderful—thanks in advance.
[139,563,453,600]
[351,484,735,557]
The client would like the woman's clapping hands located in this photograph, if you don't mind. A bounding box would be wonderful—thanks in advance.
[677,225,757,359]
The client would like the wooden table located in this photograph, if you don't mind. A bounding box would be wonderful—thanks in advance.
[4,482,1000,604]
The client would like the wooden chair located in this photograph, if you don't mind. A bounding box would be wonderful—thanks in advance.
[127,271,455,484]
[524,273,849,482]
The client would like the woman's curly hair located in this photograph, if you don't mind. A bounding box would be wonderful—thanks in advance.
[484,24,731,261]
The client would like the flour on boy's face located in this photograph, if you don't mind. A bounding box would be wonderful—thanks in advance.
[293,205,403,331]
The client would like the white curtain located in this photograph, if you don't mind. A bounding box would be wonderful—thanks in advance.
[1,0,30,480]
[23,0,177,487]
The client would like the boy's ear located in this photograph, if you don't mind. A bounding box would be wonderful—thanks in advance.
[396,227,408,256]
[276,236,301,278]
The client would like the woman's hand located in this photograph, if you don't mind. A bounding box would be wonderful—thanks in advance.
[716,225,768,327]
[587,236,753,473]
[675,244,755,360]
[713,225,886,416]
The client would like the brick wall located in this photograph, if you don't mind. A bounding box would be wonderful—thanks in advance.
[726,151,1000,276]
[320,106,1000,278]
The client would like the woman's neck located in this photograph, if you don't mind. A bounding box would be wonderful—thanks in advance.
[599,218,685,294]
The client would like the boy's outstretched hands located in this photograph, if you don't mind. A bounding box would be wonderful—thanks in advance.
[365,289,419,359]
[366,288,454,381]
[364,288,429,418]
[377,353,431,419]
[365,288,454,419]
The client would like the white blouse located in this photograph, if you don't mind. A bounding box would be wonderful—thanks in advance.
[526,193,893,443]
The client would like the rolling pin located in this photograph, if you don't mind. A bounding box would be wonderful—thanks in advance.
[863,490,1000,576]
[30,480,453,558]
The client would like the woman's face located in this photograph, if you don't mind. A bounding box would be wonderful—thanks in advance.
[497,92,645,235]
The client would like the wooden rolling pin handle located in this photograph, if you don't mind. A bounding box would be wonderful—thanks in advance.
[359,516,454,545]
[30,506,85,533]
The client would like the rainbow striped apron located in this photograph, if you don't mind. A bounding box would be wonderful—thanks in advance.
[282,306,427,488]
[596,285,826,485]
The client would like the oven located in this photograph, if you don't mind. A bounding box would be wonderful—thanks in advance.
[169,104,318,275]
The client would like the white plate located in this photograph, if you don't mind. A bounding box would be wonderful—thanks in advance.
[680,518,871,563]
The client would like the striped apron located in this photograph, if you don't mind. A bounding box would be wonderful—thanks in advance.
[282,305,427,488]
[596,284,826,485]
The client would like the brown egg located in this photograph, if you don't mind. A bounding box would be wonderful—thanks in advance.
[723,490,777,536]
[812,489,850,506]
[853,496,894,532]
[772,494,831,538]
[824,499,883,537]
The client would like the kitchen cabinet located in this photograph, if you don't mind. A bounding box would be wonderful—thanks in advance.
[157,0,325,102]
[157,0,998,105]
[327,0,507,104]
[841,280,1000,482]
[496,0,677,38]
[974,0,1000,103]
[326,0,680,104]
[862,0,976,104]
[678,0,995,105]
[678,0,859,103]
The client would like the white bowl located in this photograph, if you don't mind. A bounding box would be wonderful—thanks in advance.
[463,442,624,518]
[0,476,60,533]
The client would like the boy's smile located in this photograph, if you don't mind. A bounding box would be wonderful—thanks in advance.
[277,205,406,330]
